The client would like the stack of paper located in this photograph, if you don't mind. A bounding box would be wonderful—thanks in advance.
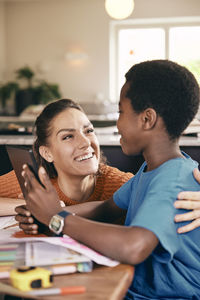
[0,227,119,279]
[25,241,93,275]
[0,244,19,279]
[0,239,92,279]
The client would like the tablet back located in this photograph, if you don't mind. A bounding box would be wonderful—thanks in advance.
[6,145,38,198]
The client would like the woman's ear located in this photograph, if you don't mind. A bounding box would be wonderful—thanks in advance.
[39,146,54,163]
[142,108,157,130]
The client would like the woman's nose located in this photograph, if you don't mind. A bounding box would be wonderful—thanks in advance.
[77,134,90,148]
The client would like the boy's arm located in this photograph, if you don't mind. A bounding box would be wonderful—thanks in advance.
[60,214,159,265]
[63,196,126,222]
[22,164,159,265]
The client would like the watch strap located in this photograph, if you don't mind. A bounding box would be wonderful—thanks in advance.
[57,210,72,218]
[49,210,72,236]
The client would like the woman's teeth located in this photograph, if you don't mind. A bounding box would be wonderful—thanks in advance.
[75,153,93,162]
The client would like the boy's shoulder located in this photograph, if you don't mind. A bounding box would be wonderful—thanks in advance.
[145,155,199,191]
[157,154,198,175]
[129,154,199,190]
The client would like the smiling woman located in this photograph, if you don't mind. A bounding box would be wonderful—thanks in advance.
[33,99,101,202]
[0,99,133,232]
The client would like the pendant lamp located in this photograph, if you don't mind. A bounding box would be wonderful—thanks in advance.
[105,0,134,20]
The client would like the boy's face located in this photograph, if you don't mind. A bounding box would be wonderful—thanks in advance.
[117,82,144,156]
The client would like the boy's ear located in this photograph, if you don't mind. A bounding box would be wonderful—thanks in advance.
[141,108,157,130]
[39,146,54,163]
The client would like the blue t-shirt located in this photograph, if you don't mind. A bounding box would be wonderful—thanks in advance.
[114,153,200,299]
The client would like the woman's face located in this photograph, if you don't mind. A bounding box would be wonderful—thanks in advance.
[42,108,100,177]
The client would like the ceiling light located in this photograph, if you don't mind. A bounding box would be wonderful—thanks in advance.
[105,0,134,20]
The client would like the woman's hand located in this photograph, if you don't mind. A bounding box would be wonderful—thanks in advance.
[15,204,39,234]
[174,168,200,233]
[22,164,62,226]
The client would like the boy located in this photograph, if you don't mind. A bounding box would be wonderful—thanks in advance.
[21,60,200,299]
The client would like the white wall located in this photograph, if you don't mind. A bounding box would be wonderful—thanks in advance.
[2,0,200,103]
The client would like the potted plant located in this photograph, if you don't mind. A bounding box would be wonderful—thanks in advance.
[0,82,18,115]
[14,66,36,115]
[14,66,61,115]
[0,66,62,116]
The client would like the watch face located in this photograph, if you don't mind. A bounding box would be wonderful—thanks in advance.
[51,216,62,231]
[49,215,64,234]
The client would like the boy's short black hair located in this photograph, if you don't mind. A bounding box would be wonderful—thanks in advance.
[125,60,200,139]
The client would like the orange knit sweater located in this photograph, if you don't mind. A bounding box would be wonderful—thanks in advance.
[0,164,133,206]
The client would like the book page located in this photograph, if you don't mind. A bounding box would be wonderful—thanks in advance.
[0,228,119,267]
[25,241,91,266]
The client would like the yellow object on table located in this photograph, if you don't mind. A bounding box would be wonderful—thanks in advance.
[10,266,53,291]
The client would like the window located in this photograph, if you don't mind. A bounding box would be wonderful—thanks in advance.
[109,17,200,102]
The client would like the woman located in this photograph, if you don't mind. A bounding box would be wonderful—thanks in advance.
[1,99,132,232]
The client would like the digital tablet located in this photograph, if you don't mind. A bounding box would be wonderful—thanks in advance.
[6,145,41,198]
[6,145,47,232]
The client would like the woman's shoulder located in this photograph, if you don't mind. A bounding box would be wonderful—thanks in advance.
[94,164,133,201]
[99,164,133,181]
[0,170,19,185]
[0,170,21,198]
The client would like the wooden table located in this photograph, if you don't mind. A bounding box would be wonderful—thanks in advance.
[1,264,134,300]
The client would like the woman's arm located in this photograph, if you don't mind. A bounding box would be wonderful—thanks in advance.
[0,197,25,216]
[174,168,200,233]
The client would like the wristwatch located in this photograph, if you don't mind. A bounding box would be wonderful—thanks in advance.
[49,211,72,235]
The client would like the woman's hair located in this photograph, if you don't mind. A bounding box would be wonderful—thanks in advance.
[33,98,84,178]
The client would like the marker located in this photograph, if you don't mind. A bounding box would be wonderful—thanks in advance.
[29,286,86,296]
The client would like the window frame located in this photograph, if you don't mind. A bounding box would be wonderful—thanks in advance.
[109,16,200,102]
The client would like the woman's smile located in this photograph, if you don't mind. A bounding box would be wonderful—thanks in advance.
[74,152,94,162]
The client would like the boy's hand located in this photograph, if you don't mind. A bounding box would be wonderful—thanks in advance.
[15,205,39,235]
[22,165,62,226]
[174,168,200,233]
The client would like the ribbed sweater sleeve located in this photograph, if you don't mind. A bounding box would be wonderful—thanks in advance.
[0,170,22,198]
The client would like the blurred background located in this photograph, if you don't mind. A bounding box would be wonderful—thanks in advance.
[0,0,200,118]
[1,0,200,175]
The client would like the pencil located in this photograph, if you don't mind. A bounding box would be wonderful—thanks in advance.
[29,286,86,296]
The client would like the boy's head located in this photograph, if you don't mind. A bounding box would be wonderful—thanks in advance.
[124,60,200,140]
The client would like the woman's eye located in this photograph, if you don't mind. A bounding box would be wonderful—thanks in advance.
[87,128,94,134]
[62,135,73,140]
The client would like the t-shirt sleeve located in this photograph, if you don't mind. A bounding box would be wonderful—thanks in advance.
[113,177,135,209]
[129,165,198,263]
[131,185,179,262]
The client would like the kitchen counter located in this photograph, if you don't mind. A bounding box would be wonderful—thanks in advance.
[0,132,200,146]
